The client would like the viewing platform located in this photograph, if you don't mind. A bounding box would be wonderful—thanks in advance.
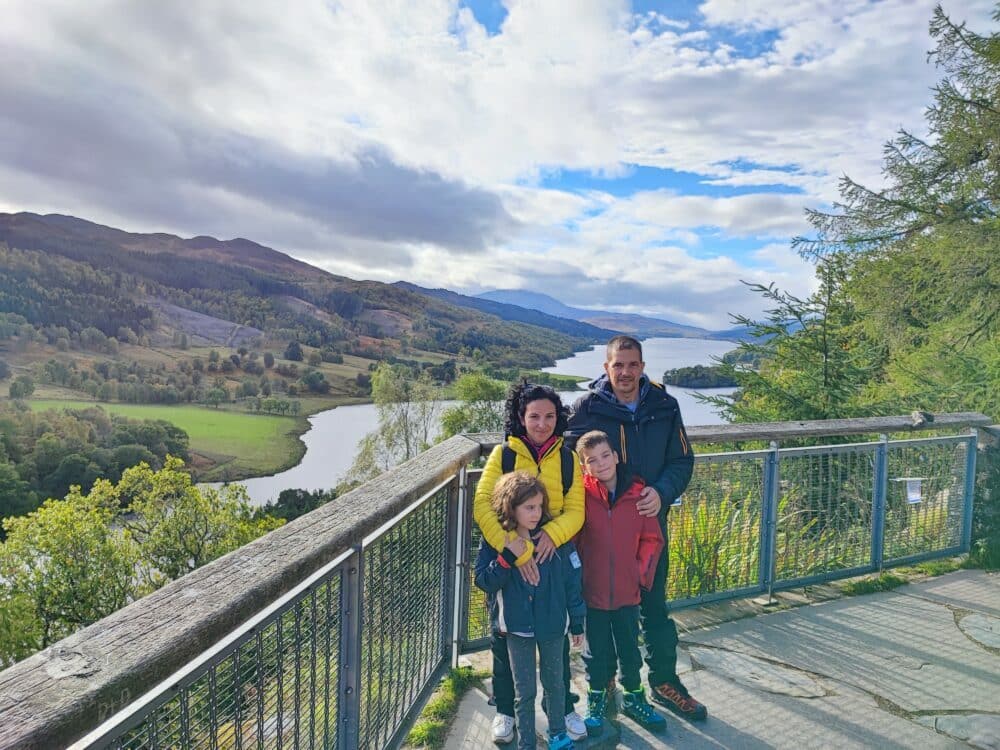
[0,412,994,749]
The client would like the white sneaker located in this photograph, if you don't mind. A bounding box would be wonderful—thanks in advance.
[492,713,515,744]
[564,710,587,741]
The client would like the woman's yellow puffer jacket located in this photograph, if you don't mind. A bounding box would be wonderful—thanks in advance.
[473,435,584,567]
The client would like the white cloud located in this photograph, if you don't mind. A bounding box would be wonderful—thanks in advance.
[1,0,994,327]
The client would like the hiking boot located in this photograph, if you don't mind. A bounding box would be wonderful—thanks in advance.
[584,688,607,737]
[547,731,574,750]
[622,689,667,732]
[491,713,515,744]
[564,711,587,741]
[650,680,708,721]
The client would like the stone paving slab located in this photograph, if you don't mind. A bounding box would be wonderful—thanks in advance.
[446,571,999,748]
[684,573,1000,715]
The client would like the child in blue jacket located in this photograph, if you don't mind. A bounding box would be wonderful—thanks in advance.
[475,471,586,750]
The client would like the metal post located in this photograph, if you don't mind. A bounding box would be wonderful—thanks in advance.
[337,547,364,750]
[871,434,888,572]
[448,466,468,667]
[755,442,780,605]
[961,430,979,551]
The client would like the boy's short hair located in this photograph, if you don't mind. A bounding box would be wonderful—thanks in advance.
[577,430,612,454]
[491,471,551,531]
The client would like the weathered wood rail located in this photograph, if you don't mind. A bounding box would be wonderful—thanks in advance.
[0,412,991,749]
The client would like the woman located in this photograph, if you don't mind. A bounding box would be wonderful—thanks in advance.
[472,382,586,744]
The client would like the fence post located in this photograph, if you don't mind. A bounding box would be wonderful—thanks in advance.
[961,430,978,551]
[756,441,780,604]
[870,434,888,573]
[449,466,468,668]
[337,546,364,750]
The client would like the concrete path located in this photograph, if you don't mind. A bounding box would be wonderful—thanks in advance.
[443,570,999,749]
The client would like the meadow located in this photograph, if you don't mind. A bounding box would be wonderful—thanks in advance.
[27,399,307,481]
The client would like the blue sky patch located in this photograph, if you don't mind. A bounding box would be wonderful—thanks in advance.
[536,164,803,198]
[457,0,508,36]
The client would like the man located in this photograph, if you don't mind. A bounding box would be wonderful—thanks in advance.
[565,335,706,721]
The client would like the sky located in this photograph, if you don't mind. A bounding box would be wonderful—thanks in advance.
[0,0,994,329]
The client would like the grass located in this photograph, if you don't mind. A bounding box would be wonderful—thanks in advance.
[404,667,490,749]
[907,558,963,576]
[839,572,909,596]
[25,398,308,481]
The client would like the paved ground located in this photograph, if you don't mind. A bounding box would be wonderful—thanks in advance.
[443,570,999,749]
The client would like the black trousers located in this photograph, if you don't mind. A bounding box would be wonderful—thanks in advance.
[583,605,642,691]
[491,632,573,717]
[641,517,680,687]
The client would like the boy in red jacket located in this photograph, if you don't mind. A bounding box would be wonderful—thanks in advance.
[575,430,667,736]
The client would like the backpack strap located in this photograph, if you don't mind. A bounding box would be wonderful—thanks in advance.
[560,446,573,497]
[501,442,516,474]
[501,440,574,497]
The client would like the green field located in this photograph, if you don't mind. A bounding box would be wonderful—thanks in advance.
[26,399,308,481]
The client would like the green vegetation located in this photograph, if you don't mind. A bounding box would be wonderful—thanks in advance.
[0,458,281,664]
[839,573,909,597]
[404,667,490,749]
[26,400,304,481]
[703,5,999,561]
[663,364,737,388]
[439,372,507,438]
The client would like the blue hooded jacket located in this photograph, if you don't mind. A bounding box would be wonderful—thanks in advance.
[565,374,694,521]
[474,532,586,641]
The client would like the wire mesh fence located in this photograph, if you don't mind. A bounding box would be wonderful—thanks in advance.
[773,443,877,585]
[107,569,344,750]
[883,437,969,563]
[358,483,452,749]
[667,451,767,604]
[69,427,977,750]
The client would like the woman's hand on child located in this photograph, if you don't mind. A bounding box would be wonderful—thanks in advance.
[533,530,556,563]
[518,557,541,585]
[571,634,584,649]
[636,486,662,517]
[505,535,528,558]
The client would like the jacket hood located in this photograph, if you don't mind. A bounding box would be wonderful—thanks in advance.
[587,373,652,405]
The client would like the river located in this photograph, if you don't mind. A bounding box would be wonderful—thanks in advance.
[232,337,737,505]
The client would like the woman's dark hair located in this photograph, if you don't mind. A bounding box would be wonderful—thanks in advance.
[503,380,569,439]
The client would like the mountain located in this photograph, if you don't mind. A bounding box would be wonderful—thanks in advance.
[476,289,719,339]
[0,213,600,376]
[394,282,620,339]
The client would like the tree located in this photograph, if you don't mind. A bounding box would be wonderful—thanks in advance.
[121,457,284,584]
[789,4,999,416]
[703,256,886,423]
[0,485,140,649]
[439,372,507,439]
[284,341,304,361]
[263,351,275,369]
[0,359,9,380]
[345,364,441,483]
[8,375,34,400]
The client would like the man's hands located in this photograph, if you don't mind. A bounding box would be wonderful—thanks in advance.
[636,486,662,517]
[571,633,584,648]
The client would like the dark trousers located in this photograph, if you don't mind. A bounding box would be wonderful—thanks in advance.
[584,605,642,691]
[492,632,573,717]
[641,518,679,687]
[507,635,565,750]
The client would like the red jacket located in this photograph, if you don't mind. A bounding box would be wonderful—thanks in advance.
[576,473,664,610]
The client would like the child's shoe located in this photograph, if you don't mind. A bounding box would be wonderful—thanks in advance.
[547,730,574,750]
[584,688,607,737]
[623,688,667,732]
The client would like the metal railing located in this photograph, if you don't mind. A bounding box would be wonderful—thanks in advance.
[0,412,990,749]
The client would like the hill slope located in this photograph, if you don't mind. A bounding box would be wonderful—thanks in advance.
[395,282,620,339]
[477,289,714,338]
